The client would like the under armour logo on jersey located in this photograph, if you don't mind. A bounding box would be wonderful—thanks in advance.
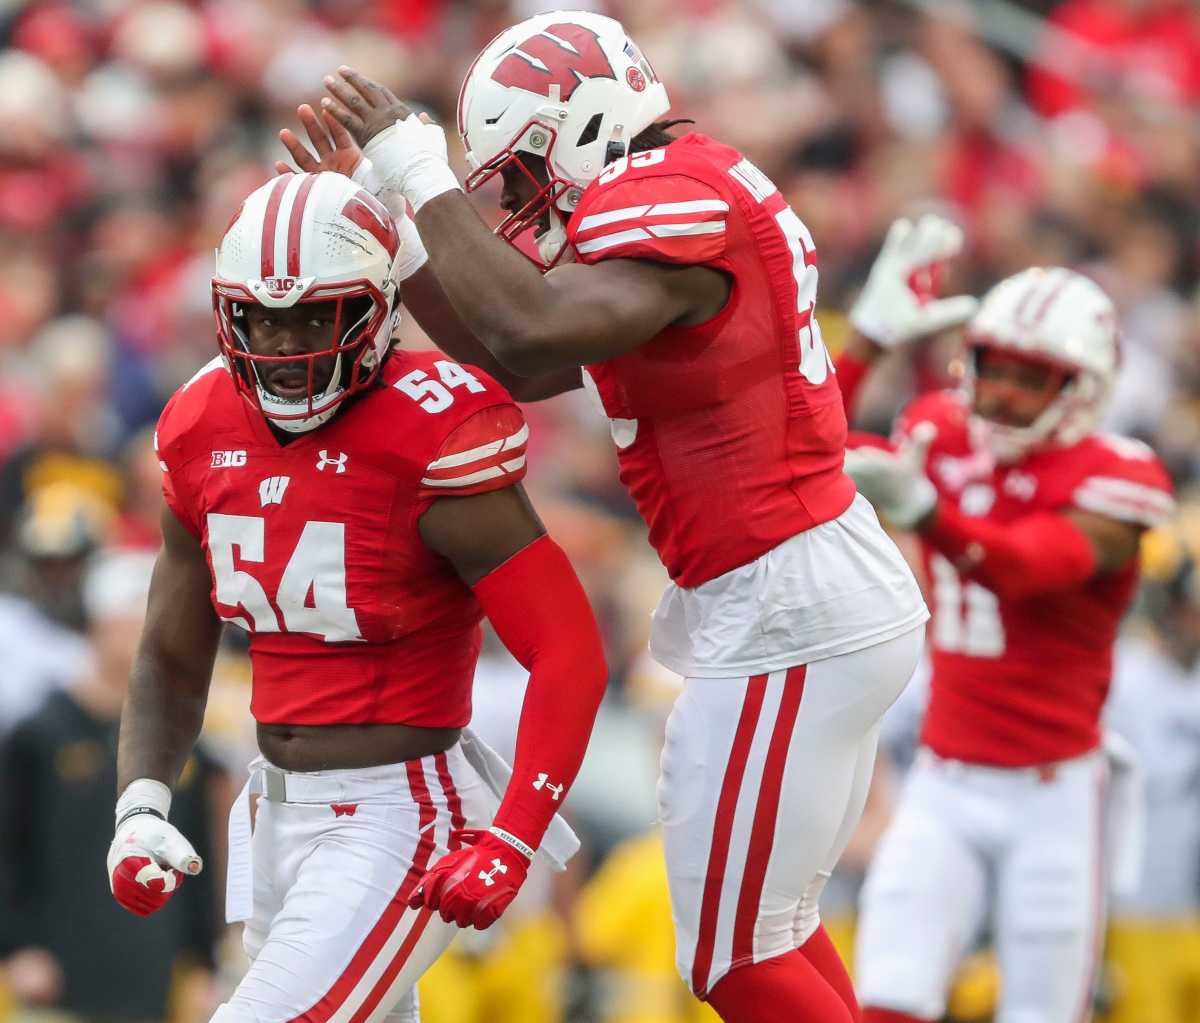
[1003,471,1038,502]
[258,476,290,507]
[478,859,508,887]
[330,803,358,818]
[316,450,348,474]
[533,773,564,801]
[211,450,247,468]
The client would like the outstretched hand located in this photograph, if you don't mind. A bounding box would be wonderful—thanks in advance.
[321,66,418,149]
[276,103,363,177]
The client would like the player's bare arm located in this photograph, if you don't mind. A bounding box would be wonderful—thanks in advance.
[278,103,581,399]
[319,67,729,374]
[118,503,221,790]
[108,504,219,916]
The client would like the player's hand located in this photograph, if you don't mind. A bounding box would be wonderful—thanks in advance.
[276,103,364,178]
[409,829,530,930]
[844,421,939,529]
[322,66,459,213]
[321,66,414,149]
[107,811,202,917]
[850,214,978,349]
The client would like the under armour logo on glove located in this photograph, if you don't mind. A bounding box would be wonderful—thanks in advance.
[410,829,530,929]
[478,859,508,887]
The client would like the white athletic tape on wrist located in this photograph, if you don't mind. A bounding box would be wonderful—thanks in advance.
[393,215,428,282]
[363,115,461,214]
[115,778,171,825]
[488,827,534,861]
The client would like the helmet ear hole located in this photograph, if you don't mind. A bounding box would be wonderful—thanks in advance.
[577,113,603,147]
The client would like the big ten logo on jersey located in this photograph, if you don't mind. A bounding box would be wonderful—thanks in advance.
[725,157,833,386]
[212,449,247,468]
[395,360,485,414]
[206,513,362,642]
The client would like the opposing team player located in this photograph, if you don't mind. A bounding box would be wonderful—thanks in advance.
[839,229,1174,1023]
[105,171,608,1023]
[280,12,928,1021]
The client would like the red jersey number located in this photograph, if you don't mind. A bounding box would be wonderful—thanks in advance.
[207,513,363,642]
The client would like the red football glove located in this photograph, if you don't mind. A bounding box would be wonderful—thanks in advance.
[107,811,202,917]
[409,829,530,930]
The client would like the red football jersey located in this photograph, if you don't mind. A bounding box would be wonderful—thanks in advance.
[155,351,529,727]
[898,391,1174,766]
[565,134,856,587]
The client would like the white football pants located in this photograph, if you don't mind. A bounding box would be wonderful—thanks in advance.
[660,625,924,997]
[855,748,1110,1023]
[211,747,492,1023]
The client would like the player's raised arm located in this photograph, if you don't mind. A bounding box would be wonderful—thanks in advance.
[837,215,978,419]
[317,68,727,375]
[108,503,221,916]
[277,102,582,399]
[415,483,607,929]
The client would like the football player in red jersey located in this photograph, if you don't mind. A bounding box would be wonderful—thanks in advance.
[106,170,608,1023]
[835,223,1174,1023]
[277,12,929,1022]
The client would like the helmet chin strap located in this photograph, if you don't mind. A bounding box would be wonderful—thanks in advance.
[970,384,1074,465]
[253,353,346,434]
[536,212,575,269]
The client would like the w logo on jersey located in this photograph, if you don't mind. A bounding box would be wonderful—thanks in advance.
[492,23,615,101]
[259,476,290,507]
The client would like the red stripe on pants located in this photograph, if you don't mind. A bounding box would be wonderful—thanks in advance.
[290,759,440,1023]
[732,665,807,965]
[691,674,768,996]
[434,752,466,852]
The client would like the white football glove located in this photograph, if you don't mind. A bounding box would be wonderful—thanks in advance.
[351,155,429,283]
[107,779,202,917]
[364,113,461,215]
[850,215,979,348]
[844,422,939,529]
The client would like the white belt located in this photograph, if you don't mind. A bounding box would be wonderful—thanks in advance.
[225,729,580,924]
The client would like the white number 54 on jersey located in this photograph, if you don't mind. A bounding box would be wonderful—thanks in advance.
[207,514,362,642]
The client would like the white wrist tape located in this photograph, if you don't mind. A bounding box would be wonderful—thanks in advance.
[363,115,461,214]
[489,826,535,861]
[116,778,171,826]
[352,156,428,282]
[393,214,429,282]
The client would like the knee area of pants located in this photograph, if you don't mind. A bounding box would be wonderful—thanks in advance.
[856,970,945,1022]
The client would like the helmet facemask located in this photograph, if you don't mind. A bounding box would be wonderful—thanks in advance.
[213,284,389,434]
[464,121,579,270]
[965,341,1097,463]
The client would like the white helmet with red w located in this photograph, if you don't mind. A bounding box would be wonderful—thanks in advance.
[966,266,1120,462]
[457,10,669,264]
[212,171,402,433]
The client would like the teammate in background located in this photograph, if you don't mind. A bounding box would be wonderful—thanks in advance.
[279,12,928,1022]
[106,170,607,1023]
[838,220,1175,1023]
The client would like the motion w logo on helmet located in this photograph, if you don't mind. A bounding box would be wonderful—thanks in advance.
[491,23,616,100]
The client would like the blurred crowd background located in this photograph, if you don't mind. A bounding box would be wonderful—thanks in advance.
[2,0,1200,1021]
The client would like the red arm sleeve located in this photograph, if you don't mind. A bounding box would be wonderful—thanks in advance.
[833,349,870,421]
[472,535,608,851]
[922,501,1097,600]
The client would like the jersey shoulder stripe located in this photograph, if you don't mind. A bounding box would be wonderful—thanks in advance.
[418,405,528,498]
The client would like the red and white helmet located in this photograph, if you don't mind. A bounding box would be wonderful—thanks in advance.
[457,10,669,265]
[212,172,402,433]
[966,266,1120,462]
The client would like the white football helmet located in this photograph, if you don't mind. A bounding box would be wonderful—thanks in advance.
[965,266,1119,462]
[212,172,402,433]
[457,10,670,266]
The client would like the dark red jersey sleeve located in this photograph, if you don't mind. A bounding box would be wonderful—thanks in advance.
[1070,436,1174,529]
[569,174,729,266]
[416,403,529,500]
